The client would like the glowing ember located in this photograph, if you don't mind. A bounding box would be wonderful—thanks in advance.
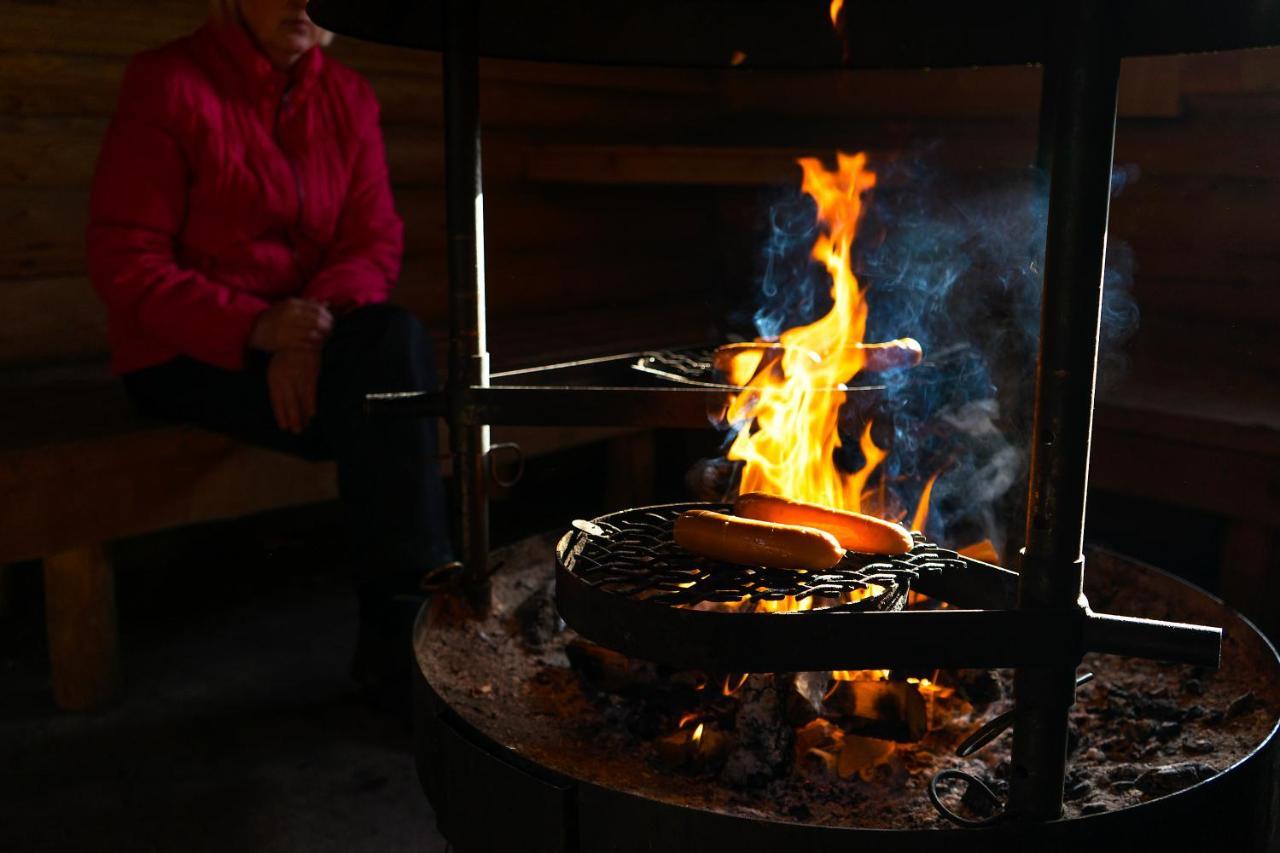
[958,539,1002,565]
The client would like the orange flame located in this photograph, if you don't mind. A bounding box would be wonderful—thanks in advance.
[958,539,1002,565]
[829,0,844,28]
[909,469,942,533]
[727,152,878,511]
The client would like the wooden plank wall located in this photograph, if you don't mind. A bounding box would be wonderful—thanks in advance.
[0,0,729,369]
[1,0,1278,385]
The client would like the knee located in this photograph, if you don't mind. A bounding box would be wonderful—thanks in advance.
[338,303,436,389]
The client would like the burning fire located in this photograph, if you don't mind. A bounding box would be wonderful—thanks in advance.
[726,152,881,512]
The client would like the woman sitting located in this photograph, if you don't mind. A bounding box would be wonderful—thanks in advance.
[86,0,454,701]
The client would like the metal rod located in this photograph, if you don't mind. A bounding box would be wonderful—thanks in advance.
[442,0,491,605]
[1084,611,1222,667]
[1009,0,1120,822]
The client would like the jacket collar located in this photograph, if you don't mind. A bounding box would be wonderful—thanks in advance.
[200,19,324,100]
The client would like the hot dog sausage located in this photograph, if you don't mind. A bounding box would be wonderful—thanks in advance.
[733,492,914,555]
[673,509,845,571]
[712,338,922,385]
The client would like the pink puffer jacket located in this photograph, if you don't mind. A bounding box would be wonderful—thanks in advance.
[87,20,403,373]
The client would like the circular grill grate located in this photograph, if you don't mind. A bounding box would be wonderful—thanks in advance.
[564,503,962,612]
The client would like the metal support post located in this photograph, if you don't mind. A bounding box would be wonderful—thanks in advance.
[1008,0,1120,821]
[442,0,491,605]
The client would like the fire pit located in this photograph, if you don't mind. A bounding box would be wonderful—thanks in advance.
[413,536,1280,851]
[305,0,1280,846]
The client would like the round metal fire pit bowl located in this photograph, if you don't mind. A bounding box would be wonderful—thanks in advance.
[412,543,1280,852]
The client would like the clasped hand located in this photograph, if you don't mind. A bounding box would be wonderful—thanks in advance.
[249,298,334,434]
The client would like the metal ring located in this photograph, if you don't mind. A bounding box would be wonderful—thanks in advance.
[955,671,1095,757]
[955,708,1017,758]
[487,442,525,488]
[928,769,1006,829]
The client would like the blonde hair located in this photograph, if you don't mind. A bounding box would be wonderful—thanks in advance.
[209,0,335,47]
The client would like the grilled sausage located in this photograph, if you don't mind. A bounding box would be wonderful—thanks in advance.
[733,492,914,555]
[712,338,922,385]
[673,509,845,571]
[859,338,923,373]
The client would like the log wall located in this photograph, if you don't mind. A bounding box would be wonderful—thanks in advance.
[10,1,1276,375]
[2,10,1278,437]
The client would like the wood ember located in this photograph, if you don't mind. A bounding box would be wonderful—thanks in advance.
[939,669,1005,708]
[836,735,897,781]
[1133,762,1217,797]
[787,671,827,727]
[656,724,731,771]
[823,679,927,742]
[721,674,795,788]
[514,578,562,647]
[418,535,1280,830]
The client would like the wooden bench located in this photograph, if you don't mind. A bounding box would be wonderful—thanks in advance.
[0,362,339,710]
[0,357,657,711]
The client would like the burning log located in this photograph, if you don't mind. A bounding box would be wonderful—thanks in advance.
[514,578,563,647]
[799,746,840,777]
[721,674,796,788]
[823,678,928,743]
[787,671,828,726]
[565,639,702,695]
[938,668,1006,708]
[836,735,897,781]
[655,721,731,771]
[793,718,899,781]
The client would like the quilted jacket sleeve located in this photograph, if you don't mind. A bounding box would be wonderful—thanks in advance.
[86,52,271,371]
[302,79,403,311]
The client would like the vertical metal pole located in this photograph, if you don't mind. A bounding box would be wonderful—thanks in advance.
[1008,0,1119,821]
[442,0,491,605]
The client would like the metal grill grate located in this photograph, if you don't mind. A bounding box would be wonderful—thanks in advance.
[564,503,964,612]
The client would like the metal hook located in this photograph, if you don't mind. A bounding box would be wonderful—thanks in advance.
[928,769,1007,828]
[955,671,1094,758]
[487,441,525,489]
[932,671,1095,828]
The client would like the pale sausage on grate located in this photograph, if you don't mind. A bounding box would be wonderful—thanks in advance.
[673,509,845,571]
[733,492,914,555]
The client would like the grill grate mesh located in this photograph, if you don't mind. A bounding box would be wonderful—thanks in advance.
[564,503,964,611]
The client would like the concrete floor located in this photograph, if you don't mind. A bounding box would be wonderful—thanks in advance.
[0,506,448,853]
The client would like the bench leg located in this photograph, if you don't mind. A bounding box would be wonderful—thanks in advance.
[43,544,120,710]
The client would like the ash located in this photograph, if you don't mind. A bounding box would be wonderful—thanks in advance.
[419,535,1279,829]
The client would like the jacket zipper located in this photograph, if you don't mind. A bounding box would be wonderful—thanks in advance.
[274,86,305,284]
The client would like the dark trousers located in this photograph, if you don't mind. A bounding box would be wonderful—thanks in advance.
[122,304,453,599]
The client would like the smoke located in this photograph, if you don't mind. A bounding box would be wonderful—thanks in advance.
[741,151,1139,556]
